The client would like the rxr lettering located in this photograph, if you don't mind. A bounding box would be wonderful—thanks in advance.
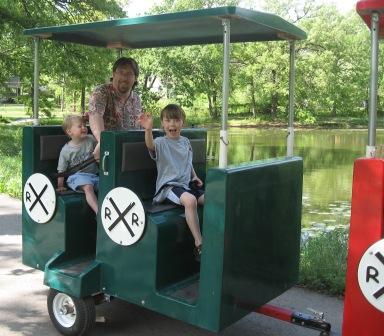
[366,252,384,299]
[26,183,48,215]
[105,197,140,237]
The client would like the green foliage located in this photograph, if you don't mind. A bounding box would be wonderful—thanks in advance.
[145,0,241,118]
[0,125,22,198]
[0,0,380,124]
[0,0,125,116]
[296,108,316,124]
[0,115,11,123]
[299,229,348,296]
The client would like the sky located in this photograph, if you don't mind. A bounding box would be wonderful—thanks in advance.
[124,0,357,17]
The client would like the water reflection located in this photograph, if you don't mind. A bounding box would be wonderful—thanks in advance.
[206,128,377,229]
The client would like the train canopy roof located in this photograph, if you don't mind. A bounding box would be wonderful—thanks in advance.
[24,6,306,48]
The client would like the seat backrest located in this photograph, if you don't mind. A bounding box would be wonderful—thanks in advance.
[99,129,207,202]
[22,127,68,184]
[119,138,207,201]
[40,134,68,161]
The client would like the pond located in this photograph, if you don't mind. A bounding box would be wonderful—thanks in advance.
[206,128,381,231]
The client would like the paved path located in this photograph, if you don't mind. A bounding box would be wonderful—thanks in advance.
[0,193,343,336]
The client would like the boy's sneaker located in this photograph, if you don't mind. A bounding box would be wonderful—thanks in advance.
[194,244,202,262]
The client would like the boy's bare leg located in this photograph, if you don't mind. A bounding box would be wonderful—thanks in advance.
[180,192,202,247]
[81,184,98,214]
[197,194,204,205]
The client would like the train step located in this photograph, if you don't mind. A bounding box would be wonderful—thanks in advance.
[44,253,101,298]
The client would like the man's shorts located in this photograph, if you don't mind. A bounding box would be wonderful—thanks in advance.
[67,172,99,192]
[166,186,204,205]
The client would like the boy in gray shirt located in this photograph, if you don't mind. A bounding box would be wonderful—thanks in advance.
[140,104,204,261]
[57,115,99,214]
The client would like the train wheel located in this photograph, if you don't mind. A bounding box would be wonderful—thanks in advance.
[47,289,95,336]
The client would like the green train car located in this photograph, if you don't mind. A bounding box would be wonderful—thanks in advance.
[21,7,318,336]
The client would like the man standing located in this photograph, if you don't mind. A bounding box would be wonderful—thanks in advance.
[88,57,142,159]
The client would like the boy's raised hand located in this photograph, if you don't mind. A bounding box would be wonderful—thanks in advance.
[139,112,153,130]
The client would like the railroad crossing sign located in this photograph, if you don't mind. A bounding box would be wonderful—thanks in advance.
[101,187,146,246]
[23,173,56,223]
[358,239,384,312]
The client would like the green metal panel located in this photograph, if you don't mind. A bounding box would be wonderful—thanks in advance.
[198,168,228,331]
[202,157,303,330]
[95,129,212,329]
[22,126,64,270]
[22,126,97,270]
[22,193,96,270]
[24,7,306,48]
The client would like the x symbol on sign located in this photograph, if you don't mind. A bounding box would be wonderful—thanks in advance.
[108,197,136,237]
[28,183,48,215]
[373,251,384,299]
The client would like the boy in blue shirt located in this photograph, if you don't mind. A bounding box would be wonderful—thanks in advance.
[140,104,204,261]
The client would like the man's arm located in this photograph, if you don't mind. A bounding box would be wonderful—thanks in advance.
[89,113,104,160]
[89,113,104,143]
[88,86,106,160]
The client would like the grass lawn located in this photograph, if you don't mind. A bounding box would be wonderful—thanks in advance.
[0,103,67,123]
[0,125,23,198]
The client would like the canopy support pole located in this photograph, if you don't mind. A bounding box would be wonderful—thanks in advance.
[287,40,296,157]
[367,12,379,158]
[219,18,231,168]
[33,37,40,126]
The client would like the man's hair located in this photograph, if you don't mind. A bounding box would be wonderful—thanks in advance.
[112,57,139,88]
[62,114,84,133]
[113,57,139,76]
[160,104,186,122]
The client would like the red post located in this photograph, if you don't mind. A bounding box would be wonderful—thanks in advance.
[342,158,384,336]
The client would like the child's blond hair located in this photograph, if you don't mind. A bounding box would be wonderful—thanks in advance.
[62,114,84,133]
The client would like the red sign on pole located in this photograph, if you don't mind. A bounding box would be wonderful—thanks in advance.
[342,159,384,336]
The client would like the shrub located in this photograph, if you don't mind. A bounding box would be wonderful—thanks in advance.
[299,228,348,296]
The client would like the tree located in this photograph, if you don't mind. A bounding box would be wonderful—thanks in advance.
[0,0,126,112]
[145,0,239,118]
[297,5,370,117]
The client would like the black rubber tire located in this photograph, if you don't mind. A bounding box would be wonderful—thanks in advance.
[47,289,95,336]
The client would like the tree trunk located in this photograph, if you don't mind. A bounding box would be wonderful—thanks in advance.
[212,91,218,118]
[72,91,77,113]
[207,94,214,117]
[61,86,65,112]
[271,69,278,116]
[250,77,257,117]
[331,102,337,117]
[81,87,85,114]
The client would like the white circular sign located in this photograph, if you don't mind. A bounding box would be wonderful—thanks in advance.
[101,187,146,246]
[23,173,56,223]
[358,239,384,312]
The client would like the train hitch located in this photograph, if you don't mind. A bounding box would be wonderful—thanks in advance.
[255,304,332,336]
